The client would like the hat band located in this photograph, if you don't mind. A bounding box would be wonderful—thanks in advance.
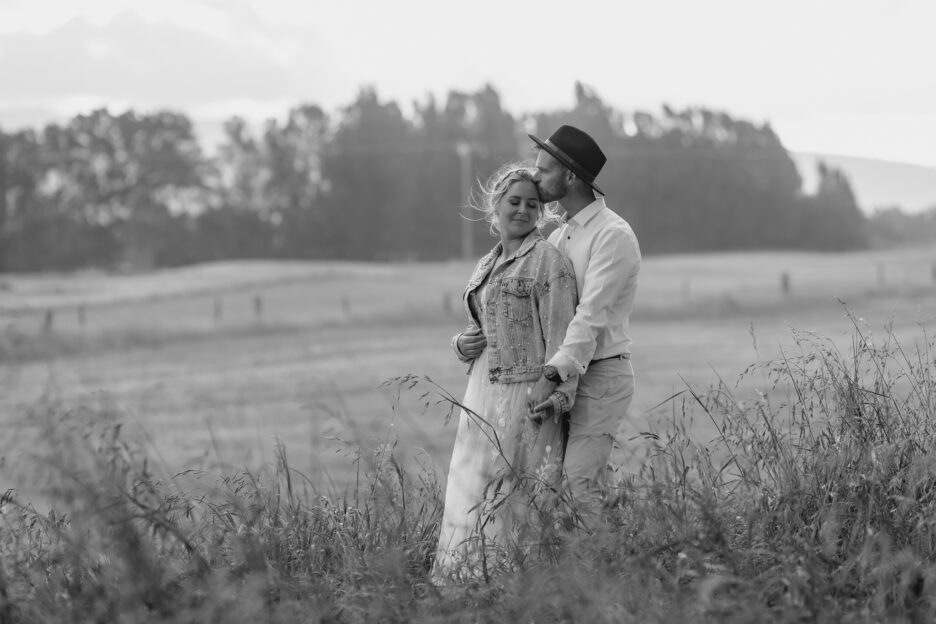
[545,139,596,183]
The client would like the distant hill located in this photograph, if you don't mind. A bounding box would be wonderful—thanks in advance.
[792,152,936,215]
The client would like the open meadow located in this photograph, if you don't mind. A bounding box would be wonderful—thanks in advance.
[2,246,936,493]
[4,246,936,622]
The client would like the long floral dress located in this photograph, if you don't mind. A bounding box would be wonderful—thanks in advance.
[431,272,566,583]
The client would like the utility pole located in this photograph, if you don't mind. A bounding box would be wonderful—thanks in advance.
[455,142,473,260]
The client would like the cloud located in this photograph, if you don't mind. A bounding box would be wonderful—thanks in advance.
[0,10,295,106]
[0,0,933,168]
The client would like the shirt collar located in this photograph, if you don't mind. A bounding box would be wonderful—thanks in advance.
[567,197,606,227]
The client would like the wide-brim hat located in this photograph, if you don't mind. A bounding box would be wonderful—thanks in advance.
[529,125,606,196]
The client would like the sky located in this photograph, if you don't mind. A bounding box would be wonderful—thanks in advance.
[1,0,935,171]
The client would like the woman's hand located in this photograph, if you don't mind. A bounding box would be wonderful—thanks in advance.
[457,327,487,359]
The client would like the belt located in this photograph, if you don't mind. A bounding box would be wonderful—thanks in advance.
[589,353,630,365]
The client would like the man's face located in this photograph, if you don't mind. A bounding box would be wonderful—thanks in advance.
[533,150,569,203]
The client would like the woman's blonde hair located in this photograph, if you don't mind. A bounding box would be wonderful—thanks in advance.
[468,161,562,237]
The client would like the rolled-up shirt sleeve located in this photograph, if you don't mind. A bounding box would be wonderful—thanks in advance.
[548,227,640,380]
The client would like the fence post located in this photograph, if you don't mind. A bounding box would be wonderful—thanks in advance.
[780,271,791,296]
[254,295,263,322]
[213,298,223,323]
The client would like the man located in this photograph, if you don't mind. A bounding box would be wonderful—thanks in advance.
[527,124,641,531]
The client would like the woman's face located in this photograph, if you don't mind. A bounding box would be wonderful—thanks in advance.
[495,179,542,242]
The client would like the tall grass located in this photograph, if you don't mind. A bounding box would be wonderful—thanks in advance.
[3,317,936,622]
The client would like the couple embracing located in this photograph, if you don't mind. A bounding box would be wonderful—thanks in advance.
[432,125,641,582]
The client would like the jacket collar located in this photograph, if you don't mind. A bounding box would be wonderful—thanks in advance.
[483,228,543,265]
[468,229,544,291]
[510,228,545,260]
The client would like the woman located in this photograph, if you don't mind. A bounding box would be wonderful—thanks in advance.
[432,163,578,582]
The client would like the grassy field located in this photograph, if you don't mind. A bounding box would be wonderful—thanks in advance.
[2,246,936,493]
[4,246,936,622]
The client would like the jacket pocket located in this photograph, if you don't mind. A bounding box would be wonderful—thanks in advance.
[502,277,534,321]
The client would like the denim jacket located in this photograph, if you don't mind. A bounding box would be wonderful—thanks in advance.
[456,229,579,408]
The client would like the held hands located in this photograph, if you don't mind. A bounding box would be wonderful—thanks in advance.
[457,327,487,359]
[526,375,559,423]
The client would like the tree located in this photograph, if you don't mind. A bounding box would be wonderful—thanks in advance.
[0,130,42,270]
[867,205,936,248]
[438,84,521,257]
[0,82,875,270]
[35,109,206,268]
[215,116,270,213]
[262,105,330,256]
[800,162,867,250]
[320,87,419,259]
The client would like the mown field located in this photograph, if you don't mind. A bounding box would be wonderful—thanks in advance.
[2,246,935,494]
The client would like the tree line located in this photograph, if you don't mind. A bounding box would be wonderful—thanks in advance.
[0,82,876,272]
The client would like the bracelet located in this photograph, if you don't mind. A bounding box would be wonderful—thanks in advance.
[550,391,570,415]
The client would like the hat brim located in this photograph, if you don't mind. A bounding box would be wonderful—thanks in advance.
[529,134,604,196]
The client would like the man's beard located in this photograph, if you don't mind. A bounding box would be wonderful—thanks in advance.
[540,176,569,203]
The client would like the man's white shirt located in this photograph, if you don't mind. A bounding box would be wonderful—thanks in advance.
[546,196,641,381]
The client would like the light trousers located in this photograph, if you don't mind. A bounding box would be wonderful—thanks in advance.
[563,357,635,531]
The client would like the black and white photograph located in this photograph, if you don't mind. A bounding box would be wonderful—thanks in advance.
[1,0,935,621]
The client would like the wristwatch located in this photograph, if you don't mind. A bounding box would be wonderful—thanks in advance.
[543,365,561,383]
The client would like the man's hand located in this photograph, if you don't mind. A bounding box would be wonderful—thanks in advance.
[527,375,557,422]
[457,327,486,359]
[530,394,561,423]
